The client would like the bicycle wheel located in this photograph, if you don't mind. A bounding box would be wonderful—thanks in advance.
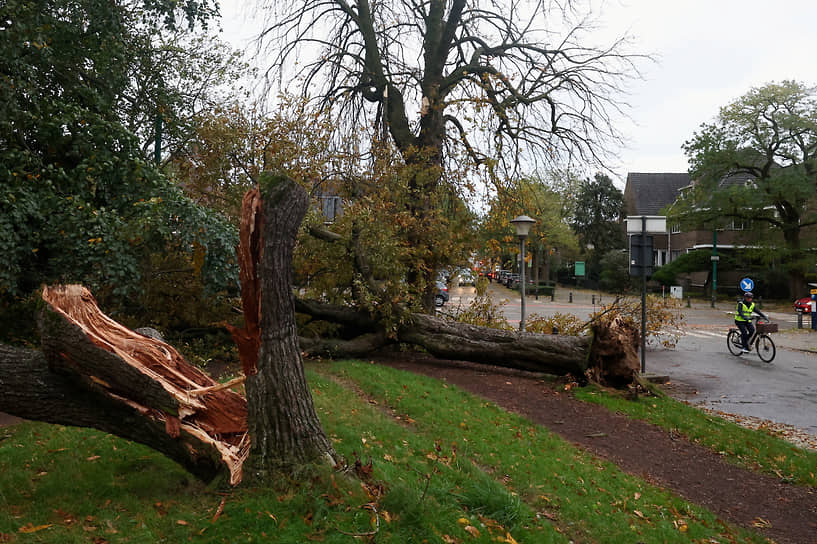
[727,330,743,356]
[755,334,776,363]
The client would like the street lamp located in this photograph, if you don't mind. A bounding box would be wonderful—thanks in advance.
[511,215,536,331]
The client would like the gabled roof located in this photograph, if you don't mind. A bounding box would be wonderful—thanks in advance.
[718,170,758,188]
[624,173,691,215]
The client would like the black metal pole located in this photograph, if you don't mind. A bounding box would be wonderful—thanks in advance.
[711,229,718,308]
[520,235,527,331]
[641,217,647,374]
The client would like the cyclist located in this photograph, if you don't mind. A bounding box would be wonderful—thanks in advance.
[734,291,768,353]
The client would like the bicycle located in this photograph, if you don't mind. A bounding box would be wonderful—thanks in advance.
[727,316,776,362]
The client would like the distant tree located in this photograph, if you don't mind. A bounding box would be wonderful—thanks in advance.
[571,173,626,252]
[258,0,643,310]
[678,80,817,296]
[480,177,579,279]
[597,250,636,294]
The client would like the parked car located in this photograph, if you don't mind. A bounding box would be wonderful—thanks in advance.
[435,281,449,307]
[457,268,476,286]
[794,296,813,312]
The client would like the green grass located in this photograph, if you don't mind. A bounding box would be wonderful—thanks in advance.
[572,384,817,486]
[0,360,778,543]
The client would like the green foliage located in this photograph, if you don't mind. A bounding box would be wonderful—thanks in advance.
[649,251,719,286]
[479,176,579,274]
[0,0,239,326]
[0,293,40,346]
[571,173,626,253]
[450,278,512,330]
[295,143,479,315]
[597,249,638,294]
[525,312,585,335]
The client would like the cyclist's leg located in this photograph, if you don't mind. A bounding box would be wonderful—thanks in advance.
[745,321,755,349]
[736,321,750,350]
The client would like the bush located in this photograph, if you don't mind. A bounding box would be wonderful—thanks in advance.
[451,278,512,330]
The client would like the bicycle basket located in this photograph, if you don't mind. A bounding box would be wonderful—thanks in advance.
[756,322,778,334]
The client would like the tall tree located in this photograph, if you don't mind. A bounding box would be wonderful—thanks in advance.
[678,80,817,296]
[259,0,642,310]
[570,172,625,254]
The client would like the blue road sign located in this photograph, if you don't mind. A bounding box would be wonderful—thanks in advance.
[740,278,754,292]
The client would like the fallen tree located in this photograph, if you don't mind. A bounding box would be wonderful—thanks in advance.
[0,283,638,485]
[297,301,639,385]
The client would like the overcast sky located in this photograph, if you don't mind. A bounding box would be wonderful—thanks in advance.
[218,0,817,188]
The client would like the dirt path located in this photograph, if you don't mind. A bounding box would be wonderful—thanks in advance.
[374,352,817,544]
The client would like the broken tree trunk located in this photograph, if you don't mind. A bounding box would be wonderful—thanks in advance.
[399,313,592,375]
[241,173,337,480]
[297,301,639,386]
[26,285,249,484]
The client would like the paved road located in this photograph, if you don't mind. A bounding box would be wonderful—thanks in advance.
[445,283,817,437]
[648,330,817,436]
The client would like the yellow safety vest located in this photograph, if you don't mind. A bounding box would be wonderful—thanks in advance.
[735,301,754,321]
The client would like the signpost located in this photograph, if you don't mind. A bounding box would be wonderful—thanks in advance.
[626,216,667,374]
[574,261,585,277]
[740,278,754,293]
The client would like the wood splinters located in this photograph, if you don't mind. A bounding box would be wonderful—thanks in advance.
[187,376,246,397]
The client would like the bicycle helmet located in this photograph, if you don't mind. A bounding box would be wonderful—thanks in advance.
[743,291,753,297]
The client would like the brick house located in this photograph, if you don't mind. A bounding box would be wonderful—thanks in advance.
[623,172,760,290]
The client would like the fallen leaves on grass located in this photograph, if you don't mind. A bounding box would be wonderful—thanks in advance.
[18,524,52,534]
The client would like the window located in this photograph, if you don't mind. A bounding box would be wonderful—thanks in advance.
[670,222,681,234]
[320,196,342,223]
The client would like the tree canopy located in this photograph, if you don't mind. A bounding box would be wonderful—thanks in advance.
[0,0,239,318]
[261,0,643,174]
[677,80,817,295]
[479,175,578,274]
[571,173,625,253]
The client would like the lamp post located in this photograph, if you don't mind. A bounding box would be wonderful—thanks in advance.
[511,215,536,331]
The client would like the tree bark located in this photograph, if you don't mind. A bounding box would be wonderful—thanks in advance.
[399,313,591,375]
[242,173,337,481]
[296,301,639,386]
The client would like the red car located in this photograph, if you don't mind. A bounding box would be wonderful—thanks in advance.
[794,296,813,312]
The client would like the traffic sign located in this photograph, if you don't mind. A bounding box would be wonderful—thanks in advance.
[810,288,817,295]
[739,278,754,292]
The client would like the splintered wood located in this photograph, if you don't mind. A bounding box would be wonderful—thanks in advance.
[42,285,249,485]
[224,187,262,377]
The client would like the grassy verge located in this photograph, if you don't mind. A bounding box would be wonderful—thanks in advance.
[0,360,772,543]
[572,384,817,486]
